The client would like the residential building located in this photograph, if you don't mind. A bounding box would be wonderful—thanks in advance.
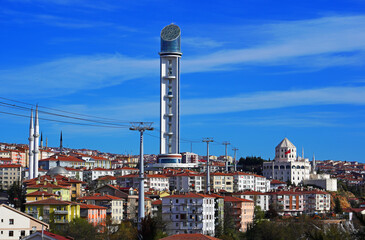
[233,172,270,192]
[83,168,114,183]
[38,155,85,170]
[26,191,59,203]
[80,204,107,227]
[160,234,222,240]
[168,172,205,193]
[211,173,234,193]
[0,164,22,190]
[0,204,48,240]
[24,198,80,230]
[162,193,215,236]
[303,190,331,214]
[268,190,304,216]
[232,191,270,211]
[223,196,254,232]
[117,174,169,191]
[77,194,124,224]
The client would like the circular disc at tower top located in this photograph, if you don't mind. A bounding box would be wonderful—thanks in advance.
[161,24,180,41]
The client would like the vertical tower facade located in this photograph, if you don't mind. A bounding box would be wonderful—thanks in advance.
[159,24,182,161]
[28,109,34,179]
[33,106,40,178]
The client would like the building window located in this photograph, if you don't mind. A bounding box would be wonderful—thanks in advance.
[9,219,14,225]
[9,231,14,237]
[21,231,26,236]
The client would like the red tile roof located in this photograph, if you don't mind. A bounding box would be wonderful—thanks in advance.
[26,191,58,197]
[39,155,84,162]
[78,194,121,201]
[80,203,107,209]
[224,196,253,203]
[164,193,214,199]
[152,200,162,205]
[24,198,71,205]
[42,231,74,240]
[232,191,266,196]
[0,164,21,168]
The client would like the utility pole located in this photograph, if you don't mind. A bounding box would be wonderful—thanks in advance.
[222,141,230,172]
[203,138,213,194]
[232,147,239,172]
[129,122,154,232]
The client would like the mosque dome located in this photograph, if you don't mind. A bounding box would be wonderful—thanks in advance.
[46,166,69,177]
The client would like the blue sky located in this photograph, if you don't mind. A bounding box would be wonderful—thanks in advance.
[0,0,365,161]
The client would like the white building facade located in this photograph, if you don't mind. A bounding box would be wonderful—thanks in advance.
[263,138,311,185]
[162,193,215,236]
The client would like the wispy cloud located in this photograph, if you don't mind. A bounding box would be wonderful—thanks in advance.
[184,37,225,49]
[0,54,158,96]
[1,15,365,95]
[58,86,365,120]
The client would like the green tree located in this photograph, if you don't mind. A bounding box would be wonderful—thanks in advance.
[7,181,25,211]
[253,206,265,224]
[112,221,138,240]
[57,218,98,240]
[334,197,343,214]
[139,215,167,240]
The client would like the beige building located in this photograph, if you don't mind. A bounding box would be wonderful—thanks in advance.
[224,196,254,232]
[0,204,48,240]
[0,164,21,190]
[211,173,234,193]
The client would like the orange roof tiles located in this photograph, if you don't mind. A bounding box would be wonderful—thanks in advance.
[164,193,214,199]
[24,198,71,205]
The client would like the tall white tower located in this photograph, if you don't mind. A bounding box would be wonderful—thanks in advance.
[33,106,40,178]
[158,24,182,164]
[28,109,34,179]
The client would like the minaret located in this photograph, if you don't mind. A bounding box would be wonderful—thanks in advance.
[33,106,40,178]
[28,109,34,179]
[158,24,182,164]
[312,154,316,174]
[60,131,63,154]
[40,132,43,149]
[46,137,48,149]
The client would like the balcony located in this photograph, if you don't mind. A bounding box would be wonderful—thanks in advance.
[54,219,69,224]
[163,75,176,79]
[54,210,68,215]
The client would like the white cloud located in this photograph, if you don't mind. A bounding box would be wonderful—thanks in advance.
[64,86,365,119]
[184,37,224,49]
[1,15,365,95]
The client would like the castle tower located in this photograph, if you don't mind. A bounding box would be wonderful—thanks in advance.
[33,106,40,178]
[158,24,182,164]
[28,109,34,179]
[274,137,297,162]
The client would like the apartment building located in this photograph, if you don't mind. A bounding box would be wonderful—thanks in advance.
[268,190,304,216]
[162,193,215,236]
[83,168,115,183]
[232,191,270,211]
[211,173,234,193]
[0,164,21,190]
[224,196,254,232]
[168,173,205,193]
[303,190,331,214]
[80,204,107,227]
[117,174,169,191]
[77,194,124,224]
[24,198,80,230]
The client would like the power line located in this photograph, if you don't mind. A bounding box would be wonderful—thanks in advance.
[0,110,128,129]
[0,96,131,123]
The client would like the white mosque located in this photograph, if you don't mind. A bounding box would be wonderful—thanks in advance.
[263,138,311,185]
